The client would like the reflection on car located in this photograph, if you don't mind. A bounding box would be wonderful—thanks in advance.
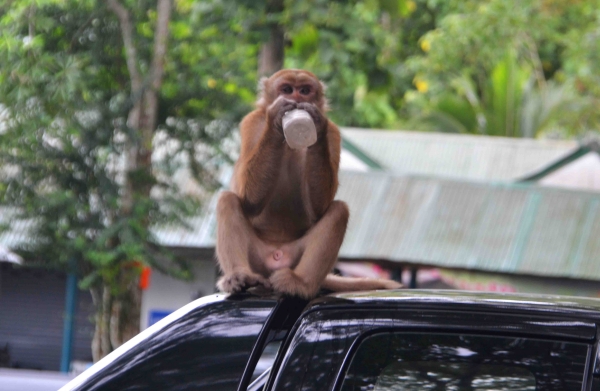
[60,290,600,391]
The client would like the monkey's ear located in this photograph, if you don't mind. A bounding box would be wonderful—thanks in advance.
[319,81,328,92]
[256,77,269,107]
[258,77,268,92]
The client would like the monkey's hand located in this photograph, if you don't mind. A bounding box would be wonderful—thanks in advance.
[297,102,327,135]
[217,270,272,294]
[267,97,297,134]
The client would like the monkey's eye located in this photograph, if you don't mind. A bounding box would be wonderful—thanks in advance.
[299,86,311,95]
[281,85,293,94]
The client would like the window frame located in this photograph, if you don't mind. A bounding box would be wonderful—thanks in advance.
[335,327,594,391]
[266,305,598,391]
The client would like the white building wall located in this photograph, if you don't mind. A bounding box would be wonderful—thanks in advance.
[140,259,216,330]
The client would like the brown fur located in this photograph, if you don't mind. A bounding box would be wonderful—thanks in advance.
[215,69,402,299]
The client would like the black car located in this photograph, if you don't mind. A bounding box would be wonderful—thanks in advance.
[60,290,600,391]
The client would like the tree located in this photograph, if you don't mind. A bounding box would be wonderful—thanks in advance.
[284,0,412,128]
[279,0,473,129]
[257,0,285,77]
[414,51,582,137]
[3,0,598,363]
[402,0,600,137]
[0,0,256,360]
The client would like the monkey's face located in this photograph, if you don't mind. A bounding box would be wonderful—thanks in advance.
[273,78,319,104]
[262,69,325,109]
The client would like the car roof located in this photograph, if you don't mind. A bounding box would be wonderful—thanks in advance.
[306,289,600,319]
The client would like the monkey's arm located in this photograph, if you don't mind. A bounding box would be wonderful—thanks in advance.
[233,102,293,216]
[304,120,341,218]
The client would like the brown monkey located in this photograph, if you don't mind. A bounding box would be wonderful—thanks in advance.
[216,69,401,299]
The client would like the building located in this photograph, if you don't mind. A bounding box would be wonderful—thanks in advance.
[338,130,600,294]
[1,129,599,371]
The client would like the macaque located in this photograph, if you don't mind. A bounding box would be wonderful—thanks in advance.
[216,69,401,299]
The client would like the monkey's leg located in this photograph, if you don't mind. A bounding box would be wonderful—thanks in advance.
[269,201,350,299]
[216,191,272,293]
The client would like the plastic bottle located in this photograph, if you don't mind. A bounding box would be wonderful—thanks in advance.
[282,109,317,149]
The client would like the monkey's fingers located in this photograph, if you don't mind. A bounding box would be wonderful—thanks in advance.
[273,104,298,133]
[296,102,325,131]
[217,273,244,293]
[268,97,297,117]
[217,270,271,294]
[245,272,272,289]
[269,268,317,299]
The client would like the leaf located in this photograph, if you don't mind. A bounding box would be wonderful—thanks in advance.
[487,49,530,136]
[290,24,319,57]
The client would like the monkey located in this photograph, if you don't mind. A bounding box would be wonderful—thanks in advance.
[215,69,402,299]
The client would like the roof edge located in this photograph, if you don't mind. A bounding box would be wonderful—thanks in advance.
[519,140,600,182]
[340,137,384,170]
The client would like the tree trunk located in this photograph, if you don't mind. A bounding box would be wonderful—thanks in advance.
[109,282,142,349]
[90,284,112,362]
[258,0,285,77]
[90,281,141,361]
[91,0,171,361]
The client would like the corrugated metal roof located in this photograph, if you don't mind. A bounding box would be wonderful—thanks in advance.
[0,204,216,250]
[3,172,599,280]
[3,140,599,281]
[0,166,231,250]
[341,128,578,181]
[151,198,217,248]
[336,171,600,280]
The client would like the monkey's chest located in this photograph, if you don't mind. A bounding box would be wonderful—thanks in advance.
[251,151,314,242]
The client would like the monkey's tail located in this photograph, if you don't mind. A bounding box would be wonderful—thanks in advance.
[321,274,402,293]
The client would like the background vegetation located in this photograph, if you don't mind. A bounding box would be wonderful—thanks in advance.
[1,0,598,358]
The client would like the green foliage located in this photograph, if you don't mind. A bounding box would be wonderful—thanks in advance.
[414,53,584,137]
[1,0,599,300]
[404,0,600,137]
[0,0,257,296]
[283,0,430,128]
[486,50,530,137]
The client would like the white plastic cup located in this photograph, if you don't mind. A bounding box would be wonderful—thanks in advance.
[282,109,317,150]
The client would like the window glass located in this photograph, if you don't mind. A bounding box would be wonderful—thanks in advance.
[252,341,281,381]
[341,332,589,391]
[74,299,275,391]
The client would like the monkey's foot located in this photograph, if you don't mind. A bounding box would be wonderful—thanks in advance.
[269,268,317,299]
[217,270,271,294]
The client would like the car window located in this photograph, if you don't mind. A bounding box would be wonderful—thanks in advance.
[340,332,589,391]
[248,367,271,391]
[68,298,276,391]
